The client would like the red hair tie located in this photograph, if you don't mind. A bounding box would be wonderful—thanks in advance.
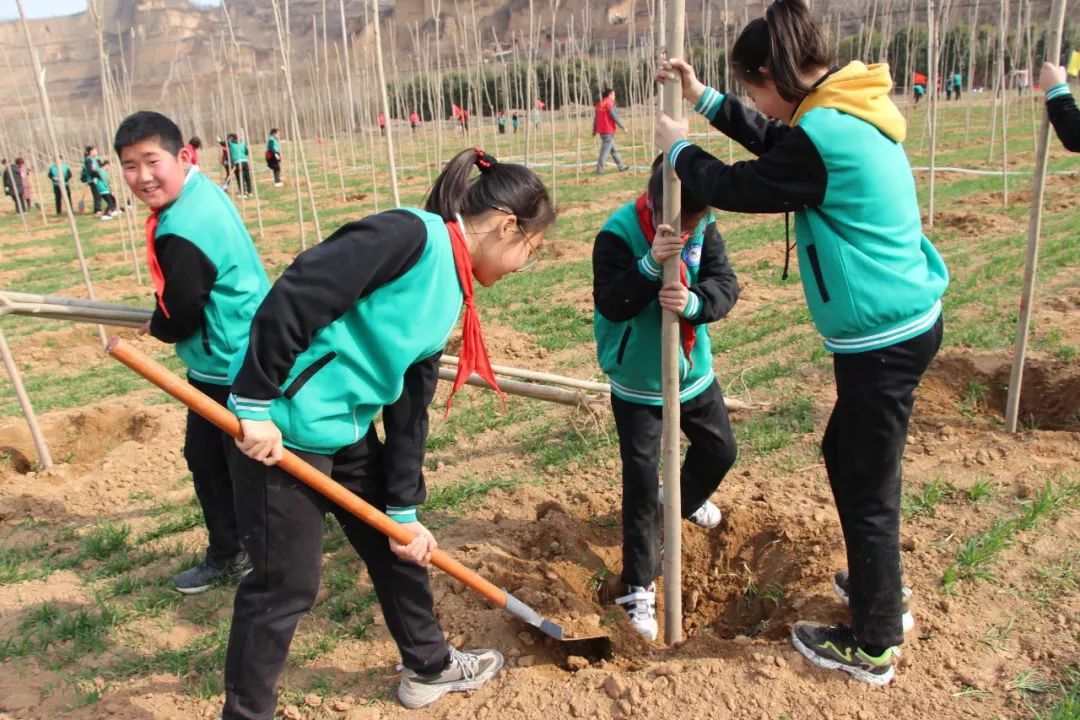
[474,147,496,173]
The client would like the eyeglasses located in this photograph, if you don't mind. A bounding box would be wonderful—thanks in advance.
[489,204,544,272]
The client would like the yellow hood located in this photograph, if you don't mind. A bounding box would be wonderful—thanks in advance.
[791,62,907,143]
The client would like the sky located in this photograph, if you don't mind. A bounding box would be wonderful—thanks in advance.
[0,0,220,22]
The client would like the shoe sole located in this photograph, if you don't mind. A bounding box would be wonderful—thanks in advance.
[174,583,212,595]
[397,663,504,709]
[791,629,895,686]
[832,579,915,634]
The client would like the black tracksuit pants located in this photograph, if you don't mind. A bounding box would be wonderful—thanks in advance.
[52,184,71,215]
[185,378,243,568]
[611,380,738,587]
[267,159,281,184]
[89,184,102,214]
[824,315,943,651]
[221,425,450,720]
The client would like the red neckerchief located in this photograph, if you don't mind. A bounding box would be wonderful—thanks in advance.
[635,193,696,362]
[145,210,170,318]
[445,218,505,412]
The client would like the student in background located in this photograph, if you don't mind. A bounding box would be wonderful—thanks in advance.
[265,128,283,187]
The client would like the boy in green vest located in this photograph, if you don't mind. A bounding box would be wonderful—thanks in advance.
[265,128,282,187]
[115,111,271,594]
[593,156,740,640]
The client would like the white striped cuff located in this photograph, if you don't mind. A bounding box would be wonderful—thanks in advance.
[638,252,663,280]
[681,291,702,320]
[693,86,725,121]
[386,506,418,524]
[668,139,692,168]
[1046,83,1072,101]
[229,393,272,419]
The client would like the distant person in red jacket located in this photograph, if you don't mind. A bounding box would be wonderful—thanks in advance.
[594,88,630,174]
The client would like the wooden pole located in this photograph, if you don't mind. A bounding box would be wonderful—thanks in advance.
[660,0,685,646]
[371,0,401,207]
[1004,0,1067,433]
[926,0,938,226]
[0,327,52,470]
[14,0,107,349]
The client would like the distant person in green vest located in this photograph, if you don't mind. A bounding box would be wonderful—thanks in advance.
[47,157,73,216]
[913,83,925,104]
[951,71,963,100]
[497,110,507,134]
[222,148,554,716]
[82,145,103,214]
[593,154,739,641]
[227,132,252,197]
[265,128,282,187]
[114,110,271,595]
[511,112,519,133]
[1041,61,1080,152]
[94,159,118,220]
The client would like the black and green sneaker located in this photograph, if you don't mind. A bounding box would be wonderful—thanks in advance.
[791,621,896,686]
[833,570,914,633]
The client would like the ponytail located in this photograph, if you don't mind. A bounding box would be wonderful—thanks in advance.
[730,0,830,103]
[424,148,555,234]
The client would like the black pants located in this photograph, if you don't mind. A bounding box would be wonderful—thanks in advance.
[185,378,243,567]
[222,425,449,720]
[8,193,24,213]
[824,315,943,650]
[101,193,117,214]
[611,380,738,587]
[52,184,71,215]
[267,159,281,184]
[233,162,252,194]
[89,183,102,213]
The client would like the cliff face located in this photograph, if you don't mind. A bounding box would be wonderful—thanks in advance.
[0,0,1052,118]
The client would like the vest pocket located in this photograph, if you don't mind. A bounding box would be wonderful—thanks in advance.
[200,323,212,355]
[284,351,338,399]
[616,327,632,365]
[805,244,830,303]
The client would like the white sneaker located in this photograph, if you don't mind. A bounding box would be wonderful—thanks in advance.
[658,485,723,529]
[398,646,504,709]
[273,182,283,187]
[616,583,658,640]
[100,213,114,221]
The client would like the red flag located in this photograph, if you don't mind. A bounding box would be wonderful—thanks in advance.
[912,72,927,86]
[535,99,546,110]
[451,103,463,119]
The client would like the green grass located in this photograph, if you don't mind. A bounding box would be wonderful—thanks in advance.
[942,478,1080,593]
[733,395,814,456]
[425,475,519,515]
[902,476,954,520]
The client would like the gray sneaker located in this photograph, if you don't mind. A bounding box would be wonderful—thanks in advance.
[227,550,253,578]
[171,559,226,595]
[398,646,504,709]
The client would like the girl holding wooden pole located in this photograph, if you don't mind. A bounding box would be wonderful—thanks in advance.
[656,0,947,685]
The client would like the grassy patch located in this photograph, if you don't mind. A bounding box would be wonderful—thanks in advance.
[902,476,954,520]
[733,395,814,456]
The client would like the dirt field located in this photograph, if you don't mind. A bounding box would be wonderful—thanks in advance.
[1,97,1079,720]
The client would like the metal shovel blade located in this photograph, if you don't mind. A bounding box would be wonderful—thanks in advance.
[504,592,613,660]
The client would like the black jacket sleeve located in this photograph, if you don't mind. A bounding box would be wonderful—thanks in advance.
[673,128,828,214]
[1048,92,1080,153]
[231,209,428,401]
[708,92,794,156]
[689,223,739,324]
[148,233,217,344]
[593,230,661,322]
[381,352,441,508]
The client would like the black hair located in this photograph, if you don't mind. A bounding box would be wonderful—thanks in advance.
[188,136,202,149]
[424,148,555,236]
[730,0,830,103]
[269,127,279,135]
[113,111,184,156]
[84,145,95,154]
[601,87,615,99]
[228,133,239,142]
[646,154,709,220]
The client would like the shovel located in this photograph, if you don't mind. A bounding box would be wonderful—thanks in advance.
[106,337,612,660]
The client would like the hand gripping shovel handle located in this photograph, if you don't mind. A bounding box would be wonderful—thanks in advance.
[105,337,563,639]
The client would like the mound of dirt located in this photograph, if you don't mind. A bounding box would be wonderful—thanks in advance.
[918,349,1080,430]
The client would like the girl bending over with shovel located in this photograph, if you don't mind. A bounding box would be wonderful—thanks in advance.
[223,147,553,717]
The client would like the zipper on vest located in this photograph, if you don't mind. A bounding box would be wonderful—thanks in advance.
[616,326,632,365]
[805,244,831,303]
[283,351,338,399]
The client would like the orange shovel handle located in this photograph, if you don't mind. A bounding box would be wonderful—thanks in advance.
[106,337,508,609]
